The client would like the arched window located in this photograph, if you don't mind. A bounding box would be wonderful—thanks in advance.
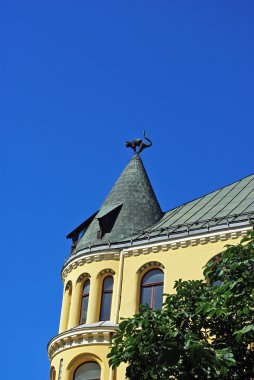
[74,362,101,380]
[206,254,223,287]
[50,367,56,380]
[140,269,164,310]
[99,276,113,321]
[80,280,90,324]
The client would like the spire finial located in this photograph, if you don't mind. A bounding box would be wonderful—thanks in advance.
[125,131,152,154]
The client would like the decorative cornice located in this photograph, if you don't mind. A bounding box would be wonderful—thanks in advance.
[61,224,252,280]
[123,226,250,258]
[47,325,118,360]
[62,250,120,280]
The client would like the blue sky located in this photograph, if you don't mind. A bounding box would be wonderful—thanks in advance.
[1,1,254,379]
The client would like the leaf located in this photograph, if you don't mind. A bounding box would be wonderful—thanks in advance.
[178,372,193,380]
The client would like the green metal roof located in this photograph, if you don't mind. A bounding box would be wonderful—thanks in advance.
[68,159,254,255]
[135,173,254,240]
[74,154,163,252]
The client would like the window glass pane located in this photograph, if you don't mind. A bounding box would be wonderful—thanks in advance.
[142,269,163,285]
[80,296,89,324]
[83,280,90,294]
[153,284,163,310]
[103,276,113,291]
[74,362,101,380]
[140,269,164,310]
[140,286,152,307]
[100,292,112,321]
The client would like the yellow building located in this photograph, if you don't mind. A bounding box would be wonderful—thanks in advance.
[47,150,254,380]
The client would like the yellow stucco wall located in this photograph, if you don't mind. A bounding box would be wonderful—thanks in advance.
[51,345,110,380]
[49,234,244,380]
[120,239,238,317]
[59,260,119,331]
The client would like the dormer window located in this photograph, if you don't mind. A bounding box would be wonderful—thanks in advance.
[66,211,98,252]
[96,204,122,239]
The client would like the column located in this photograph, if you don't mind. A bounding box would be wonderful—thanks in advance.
[68,282,82,329]
[59,285,72,333]
[86,276,100,324]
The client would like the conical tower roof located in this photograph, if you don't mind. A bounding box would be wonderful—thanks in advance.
[75,153,163,252]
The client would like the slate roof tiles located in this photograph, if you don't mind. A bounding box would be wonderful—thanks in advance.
[69,154,254,253]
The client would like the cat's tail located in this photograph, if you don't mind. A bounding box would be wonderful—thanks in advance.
[143,131,152,147]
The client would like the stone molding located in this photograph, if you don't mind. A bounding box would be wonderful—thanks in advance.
[65,280,72,291]
[62,251,120,280]
[122,227,250,258]
[77,272,90,283]
[61,226,251,280]
[98,268,116,277]
[48,325,118,360]
[137,261,165,274]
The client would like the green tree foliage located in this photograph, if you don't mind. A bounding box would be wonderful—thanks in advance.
[108,230,254,379]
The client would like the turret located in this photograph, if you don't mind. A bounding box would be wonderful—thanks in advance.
[48,135,254,380]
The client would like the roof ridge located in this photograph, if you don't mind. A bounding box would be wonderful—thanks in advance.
[134,172,254,238]
[166,172,254,214]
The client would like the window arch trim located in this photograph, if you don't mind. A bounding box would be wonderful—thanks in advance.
[65,280,72,292]
[50,366,56,380]
[137,261,165,275]
[77,272,91,284]
[205,253,223,287]
[66,352,102,373]
[97,268,115,278]
[73,360,101,380]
